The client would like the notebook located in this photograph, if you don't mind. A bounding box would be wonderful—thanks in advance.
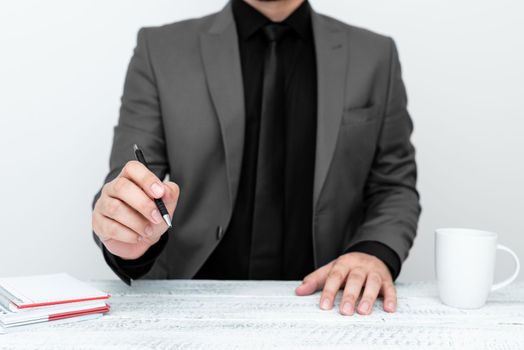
[0,273,110,331]
[0,313,103,334]
[0,300,109,327]
[0,273,110,310]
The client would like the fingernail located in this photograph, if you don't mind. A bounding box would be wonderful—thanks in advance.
[320,298,331,310]
[359,301,370,313]
[387,302,396,311]
[151,209,162,224]
[342,302,353,315]
[144,225,153,237]
[151,183,164,197]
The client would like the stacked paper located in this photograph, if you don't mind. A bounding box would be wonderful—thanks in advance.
[0,273,110,332]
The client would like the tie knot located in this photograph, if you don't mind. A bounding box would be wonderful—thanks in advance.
[262,23,289,42]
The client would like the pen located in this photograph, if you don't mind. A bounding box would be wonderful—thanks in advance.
[133,144,173,228]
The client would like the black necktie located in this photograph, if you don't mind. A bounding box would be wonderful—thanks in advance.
[249,24,289,279]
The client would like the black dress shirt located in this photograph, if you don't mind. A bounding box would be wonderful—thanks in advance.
[105,0,401,282]
[195,0,317,280]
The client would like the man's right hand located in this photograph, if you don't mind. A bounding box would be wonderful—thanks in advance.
[92,160,180,260]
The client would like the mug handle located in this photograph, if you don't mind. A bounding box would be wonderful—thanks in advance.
[491,244,521,292]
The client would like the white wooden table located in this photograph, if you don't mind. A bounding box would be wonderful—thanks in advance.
[1,280,523,349]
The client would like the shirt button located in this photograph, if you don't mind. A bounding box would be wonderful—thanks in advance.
[216,226,224,240]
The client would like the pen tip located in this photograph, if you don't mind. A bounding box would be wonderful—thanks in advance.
[163,214,173,228]
[133,144,139,152]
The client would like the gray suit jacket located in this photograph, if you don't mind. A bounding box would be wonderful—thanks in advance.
[94,2,421,280]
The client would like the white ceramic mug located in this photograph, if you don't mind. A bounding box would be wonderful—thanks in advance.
[435,228,520,309]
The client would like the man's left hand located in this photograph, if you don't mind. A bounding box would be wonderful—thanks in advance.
[295,252,396,315]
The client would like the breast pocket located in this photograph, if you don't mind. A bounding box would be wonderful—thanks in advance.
[341,105,380,126]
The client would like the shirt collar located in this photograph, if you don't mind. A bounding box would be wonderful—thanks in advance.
[232,0,311,40]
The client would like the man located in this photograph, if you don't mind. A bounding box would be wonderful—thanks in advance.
[92,0,421,316]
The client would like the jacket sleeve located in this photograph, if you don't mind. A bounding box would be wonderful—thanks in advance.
[92,28,169,284]
[345,38,421,271]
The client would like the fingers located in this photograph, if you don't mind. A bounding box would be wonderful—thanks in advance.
[319,260,352,310]
[120,160,165,199]
[91,161,181,260]
[357,272,382,315]
[92,211,140,244]
[162,181,180,215]
[382,281,397,313]
[296,252,398,316]
[100,197,152,239]
[102,239,150,261]
[295,262,333,296]
[340,268,366,315]
[104,176,163,225]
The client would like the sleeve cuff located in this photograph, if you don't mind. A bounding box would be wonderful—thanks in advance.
[344,240,401,280]
[102,233,169,285]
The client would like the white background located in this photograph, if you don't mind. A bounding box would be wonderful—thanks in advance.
[0,0,522,282]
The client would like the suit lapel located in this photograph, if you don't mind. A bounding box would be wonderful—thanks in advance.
[200,3,245,209]
[199,5,347,211]
[312,12,348,207]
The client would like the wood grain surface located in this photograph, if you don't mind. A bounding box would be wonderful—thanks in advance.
[1,280,523,349]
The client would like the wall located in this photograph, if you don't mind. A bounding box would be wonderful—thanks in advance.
[1,0,522,282]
